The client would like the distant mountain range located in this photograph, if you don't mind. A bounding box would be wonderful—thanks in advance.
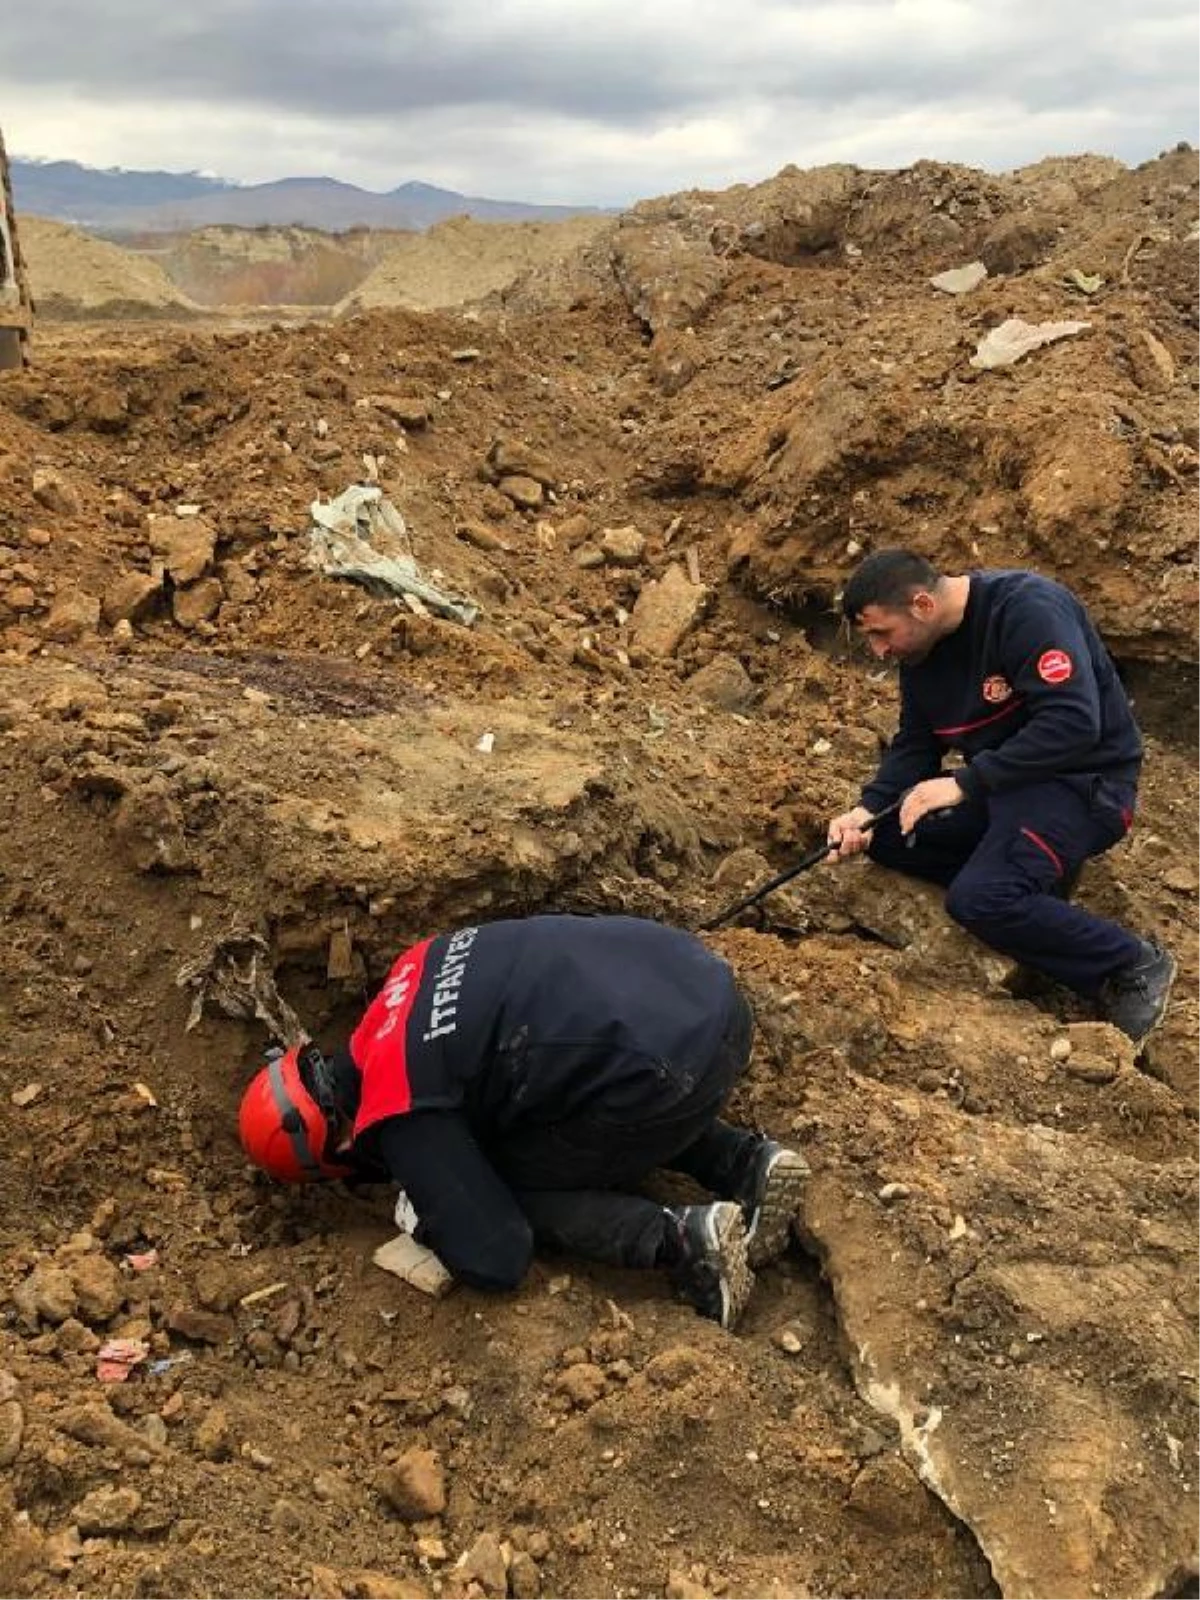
[10,158,610,235]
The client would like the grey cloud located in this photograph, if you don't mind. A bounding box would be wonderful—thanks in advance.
[0,0,1195,200]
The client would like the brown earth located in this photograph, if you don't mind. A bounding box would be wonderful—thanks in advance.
[0,147,1197,1600]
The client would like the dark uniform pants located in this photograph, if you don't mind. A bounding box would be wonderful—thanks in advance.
[868,774,1142,996]
[486,991,762,1269]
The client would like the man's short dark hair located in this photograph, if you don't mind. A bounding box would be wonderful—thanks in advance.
[841,548,943,620]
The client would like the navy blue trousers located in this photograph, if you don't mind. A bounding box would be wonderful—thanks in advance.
[868,774,1142,997]
[489,992,762,1269]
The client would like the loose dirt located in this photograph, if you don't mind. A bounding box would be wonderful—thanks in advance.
[0,147,1196,1600]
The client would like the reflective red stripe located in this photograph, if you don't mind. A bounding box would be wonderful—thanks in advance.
[1021,827,1065,877]
[1120,806,1134,832]
[351,938,434,1136]
[933,699,1025,739]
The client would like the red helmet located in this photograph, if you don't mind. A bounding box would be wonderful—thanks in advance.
[238,1045,354,1183]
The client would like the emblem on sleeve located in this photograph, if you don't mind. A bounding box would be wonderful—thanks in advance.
[1037,649,1074,685]
[981,674,1012,703]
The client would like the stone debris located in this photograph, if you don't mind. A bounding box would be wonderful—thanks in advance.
[629,562,709,657]
[376,1447,447,1520]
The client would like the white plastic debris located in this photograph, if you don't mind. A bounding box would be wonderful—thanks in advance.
[394,1191,419,1235]
[308,484,479,626]
[970,317,1090,370]
[475,731,496,755]
[930,261,987,295]
[373,1233,453,1298]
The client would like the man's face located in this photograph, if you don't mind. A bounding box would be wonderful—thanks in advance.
[853,595,939,664]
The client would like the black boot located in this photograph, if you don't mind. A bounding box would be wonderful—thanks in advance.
[666,1202,754,1329]
[1099,940,1177,1044]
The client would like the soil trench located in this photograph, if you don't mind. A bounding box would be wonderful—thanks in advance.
[1,146,1197,1600]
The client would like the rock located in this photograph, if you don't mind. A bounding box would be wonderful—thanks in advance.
[1128,328,1176,392]
[573,542,604,569]
[368,394,431,429]
[139,1414,169,1449]
[32,468,81,516]
[487,438,558,488]
[649,329,701,395]
[72,1485,143,1536]
[377,1446,446,1519]
[80,386,129,433]
[112,787,193,875]
[102,571,161,627]
[1064,1052,1121,1085]
[59,1401,161,1459]
[665,1571,713,1599]
[148,515,216,585]
[497,474,544,511]
[42,1524,84,1574]
[555,1362,607,1407]
[629,563,709,657]
[686,653,755,711]
[14,1262,78,1327]
[508,1551,542,1599]
[312,1470,355,1508]
[172,577,224,630]
[1049,1037,1072,1062]
[192,1261,242,1313]
[977,212,1060,275]
[193,1404,233,1461]
[458,1532,507,1597]
[645,1345,706,1389]
[316,1569,429,1600]
[600,524,645,566]
[556,513,591,549]
[456,520,511,554]
[271,1499,305,1533]
[69,1255,125,1324]
[43,590,101,644]
[0,1398,24,1465]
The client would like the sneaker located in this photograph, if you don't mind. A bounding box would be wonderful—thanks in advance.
[1100,939,1177,1044]
[739,1140,811,1267]
[667,1202,754,1330]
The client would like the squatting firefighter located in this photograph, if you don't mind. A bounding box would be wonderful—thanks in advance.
[827,548,1175,1044]
[238,914,809,1329]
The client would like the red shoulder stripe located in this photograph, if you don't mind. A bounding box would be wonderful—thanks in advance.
[350,938,434,1136]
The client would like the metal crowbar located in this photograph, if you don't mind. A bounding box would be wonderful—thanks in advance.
[700,797,902,931]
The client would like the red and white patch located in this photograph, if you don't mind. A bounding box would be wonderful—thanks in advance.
[1037,648,1074,685]
[981,674,1013,704]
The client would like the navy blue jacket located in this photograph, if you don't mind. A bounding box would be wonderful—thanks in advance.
[862,570,1142,811]
[343,915,738,1289]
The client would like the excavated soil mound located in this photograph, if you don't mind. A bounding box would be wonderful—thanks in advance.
[339,214,613,312]
[18,217,203,320]
[0,147,1196,1600]
[127,225,407,309]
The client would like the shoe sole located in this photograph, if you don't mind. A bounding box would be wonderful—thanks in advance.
[1133,951,1178,1048]
[708,1201,754,1330]
[746,1150,811,1268]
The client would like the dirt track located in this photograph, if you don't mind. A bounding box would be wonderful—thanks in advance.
[0,149,1197,1600]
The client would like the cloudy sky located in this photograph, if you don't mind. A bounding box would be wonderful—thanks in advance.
[1,0,1197,204]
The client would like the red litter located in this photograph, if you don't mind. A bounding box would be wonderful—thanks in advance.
[96,1338,150,1383]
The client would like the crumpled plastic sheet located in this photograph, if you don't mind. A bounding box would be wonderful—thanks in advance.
[970,316,1090,370]
[175,930,307,1047]
[308,483,480,627]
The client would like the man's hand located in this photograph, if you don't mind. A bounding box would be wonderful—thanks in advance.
[826,804,875,861]
[899,775,964,836]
